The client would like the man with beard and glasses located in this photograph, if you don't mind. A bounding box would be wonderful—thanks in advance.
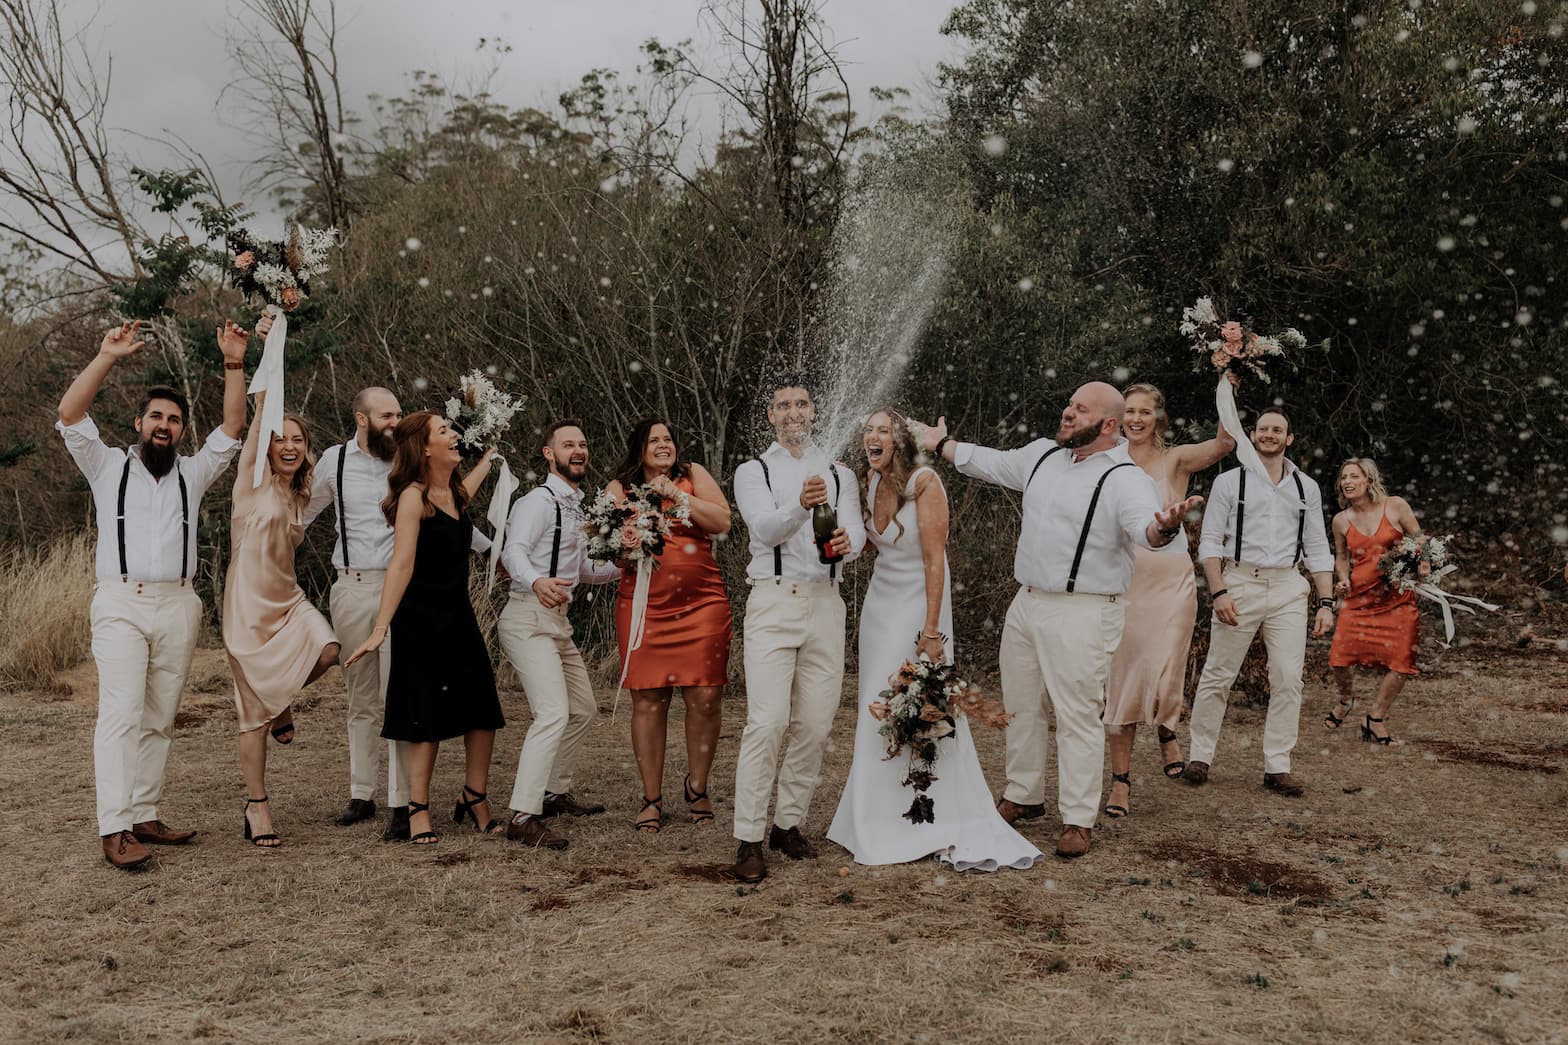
[494,420,620,849]
[910,382,1202,859]
[56,318,250,870]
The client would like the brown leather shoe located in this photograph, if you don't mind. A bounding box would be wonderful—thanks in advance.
[1263,772,1305,797]
[731,841,767,883]
[1055,825,1092,859]
[767,824,818,860]
[996,798,1047,825]
[505,814,569,850]
[1181,760,1210,786]
[102,831,152,870]
[132,819,196,845]
[541,791,606,818]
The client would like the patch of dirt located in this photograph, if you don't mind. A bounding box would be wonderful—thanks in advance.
[573,865,641,885]
[1422,741,1561,775]
[673,863,738,883]
[990,899,1068,939]
[529,895,575,912]
[433,852,471,868]
[1141,842,1335,904]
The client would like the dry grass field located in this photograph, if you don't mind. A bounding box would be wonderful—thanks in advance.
[4,617,1567,1044]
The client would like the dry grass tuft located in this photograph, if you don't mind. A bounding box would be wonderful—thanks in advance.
[0,533,95,689]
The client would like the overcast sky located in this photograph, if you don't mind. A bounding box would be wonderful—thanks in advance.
[80,0,965,213]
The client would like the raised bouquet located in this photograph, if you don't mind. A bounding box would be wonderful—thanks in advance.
[868,660,1012,824]
[445,370,526,456]
[226,224,336,312]
[1180,296,1307,386]
[1378,533,1450,594]
[583,484,691,565]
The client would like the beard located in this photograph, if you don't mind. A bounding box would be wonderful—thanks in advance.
[140,437,178,478]
[368,425,397,461]
[1054,424,1100,450]
[557,458,588,483]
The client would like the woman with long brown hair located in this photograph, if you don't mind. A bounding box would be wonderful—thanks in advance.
[604,417,733,833]
[343,411,504,845]
[225,366,341,847]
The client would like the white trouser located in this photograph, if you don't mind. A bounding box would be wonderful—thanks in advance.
[330,571,409,806]
[998,587,1126,829]
[90,580,202,835]
[1188,564,1310,774]
[733,579,846,843]
[497,593,597,815]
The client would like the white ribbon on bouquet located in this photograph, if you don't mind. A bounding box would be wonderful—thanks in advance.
[1214,375,1301,508]
[1411,563,1499,646]
[610,557,655,721]
[246,305,288,488]
[484,457,519,590]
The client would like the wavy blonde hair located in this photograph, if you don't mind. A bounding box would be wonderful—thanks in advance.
[1336,458,1389,509]
[856,407,921,541]
[1121,382,1169,450]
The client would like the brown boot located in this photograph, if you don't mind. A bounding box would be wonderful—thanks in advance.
[132,820,196,845]
[731,841,767,883]
[1181,761,1210,786]
[1055,825,1092,859]
[767,825,818,860]
[101,831,152,870]
[996,798,1047,825]
[505,814,569,850]
[1263,772,1305,797]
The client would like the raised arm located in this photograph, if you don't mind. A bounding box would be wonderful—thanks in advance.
[59,322,144,425]
[235,389,267,496]
[913,470,950,664]
[1167,421,1237,489]
[343,486,424,666]
[460,447,499,498]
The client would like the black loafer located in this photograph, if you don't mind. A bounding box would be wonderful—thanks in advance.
[334,798,377,826]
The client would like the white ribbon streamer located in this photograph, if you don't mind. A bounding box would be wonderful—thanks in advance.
[485,458,519,590]
[1411,564,1499,646]
[246,305,287,488]
[611,557,654,720]
[1214,376,1300,508]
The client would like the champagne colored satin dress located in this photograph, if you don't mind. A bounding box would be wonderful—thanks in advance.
[223,460,337,732]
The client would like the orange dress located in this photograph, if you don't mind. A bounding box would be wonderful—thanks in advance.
[1329,509,1419,676]
[615,476,734,689]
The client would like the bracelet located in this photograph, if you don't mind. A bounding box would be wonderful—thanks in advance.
[1157,524,1182,538]
[1209,588,1229,600]
[224,361,244,371]
[917,630,948,642]
[933,435,952,458]
[1318,599,1337,611]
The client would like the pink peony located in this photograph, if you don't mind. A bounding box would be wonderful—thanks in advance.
[1220,322,1245,356]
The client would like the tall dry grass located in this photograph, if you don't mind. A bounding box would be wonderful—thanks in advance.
[0,533,95,689]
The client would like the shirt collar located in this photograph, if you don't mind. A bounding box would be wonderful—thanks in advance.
[543,472,582,500]
[764,440,814,461]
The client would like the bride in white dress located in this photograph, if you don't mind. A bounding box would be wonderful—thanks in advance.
[827,409,1041,871]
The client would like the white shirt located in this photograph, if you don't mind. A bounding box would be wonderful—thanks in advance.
[56,414,242,582]
[954,437,1160,595]
[501,473,619,599]
[303,438,489,566]
[1197,462,1333,573]
[734,442,866,582]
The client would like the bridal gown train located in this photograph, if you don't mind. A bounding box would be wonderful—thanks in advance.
[826,467,1041,872]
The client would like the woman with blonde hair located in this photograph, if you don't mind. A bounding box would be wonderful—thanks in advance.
[225,342,342,846]
[1326,458,1423,744]
[1101,383,1234,818]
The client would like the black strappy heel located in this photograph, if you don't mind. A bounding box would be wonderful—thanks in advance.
[452,784,500,833]
[242,796,281,848]
[635,795,663,834]
[408,800,438,845]
[270,708,295,745]
[1105,772,1131,819]
[1157,727,1186,779]
[1360,715,1393,745]
[1325,698,1353,731]
[683,775,714,826]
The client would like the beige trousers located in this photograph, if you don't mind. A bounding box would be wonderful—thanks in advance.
[732,580,846,843]
[1188,564,1309,774]
[497,593,597,815]
[998,587,1126,828]
[329,571,409,806]
[90,581,202,835]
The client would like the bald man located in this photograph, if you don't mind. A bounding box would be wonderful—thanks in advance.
[303,387,414,837]
[911,383,1201,858]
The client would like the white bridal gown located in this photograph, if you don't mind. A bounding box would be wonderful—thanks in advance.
[826,467,1042,872]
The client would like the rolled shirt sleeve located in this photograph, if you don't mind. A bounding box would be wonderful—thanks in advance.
[502,489,551,593]
[1197,470,1238,563]
[1300,476,1334,574]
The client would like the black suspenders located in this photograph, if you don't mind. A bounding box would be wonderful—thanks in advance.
[1022,445,1133,593]
[1233,470,1307,564]
[1025,445,1064,490]
[757,457,841,579]
[117,456,189,582]
[335,442,351,568]
[548,493,563,579]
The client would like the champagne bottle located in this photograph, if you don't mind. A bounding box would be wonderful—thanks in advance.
[813,496,844,565]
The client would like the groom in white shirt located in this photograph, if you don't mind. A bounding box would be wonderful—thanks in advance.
[913,382,1199,858]
[727,376,866,883]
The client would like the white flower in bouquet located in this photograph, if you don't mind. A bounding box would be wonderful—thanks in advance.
[447,369,526,451]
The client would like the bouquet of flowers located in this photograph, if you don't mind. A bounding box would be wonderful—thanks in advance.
[226,225,337,312]
[582,485,691,565]
[1378,533,1451,594]
[868,660,1012,824]
[1180,296,1307,386]
[444,370,526,456]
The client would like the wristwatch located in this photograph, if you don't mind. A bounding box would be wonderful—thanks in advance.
[1317,598,1337,611]
[933,435,952,458]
